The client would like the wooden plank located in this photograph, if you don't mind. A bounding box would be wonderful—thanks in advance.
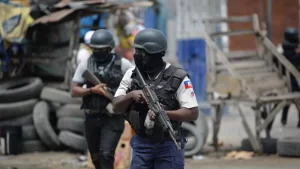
[240,72,278,81]
[259,92,300,102]
[236,66,273,75]
[208,99,256,107]
[237,105,262,153]
[225,50,257,59]
[246,78,286,91]
[256,100,288,132]
[252,14,260,32]
[260,32,300,86]
[253,107,262,152]
[203,32,240,78]
[203,15,253,23]
[216,60,267,70]
[210,30,255,37]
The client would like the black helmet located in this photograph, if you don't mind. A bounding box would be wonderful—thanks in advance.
[133,28,167,54]
[90,29,115,49]
[284,27,298,43]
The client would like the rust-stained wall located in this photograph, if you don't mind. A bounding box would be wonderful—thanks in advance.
[227,0,298,50]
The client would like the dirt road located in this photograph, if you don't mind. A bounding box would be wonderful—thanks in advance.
[0,152,300,169]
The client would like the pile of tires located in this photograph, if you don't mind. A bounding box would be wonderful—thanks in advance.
[0,78,86,154]
[39,87,86,153]
[0,77,45,153]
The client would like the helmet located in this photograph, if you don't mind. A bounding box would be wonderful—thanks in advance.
[133,28,167,54]
[84,30,94,44]
[284,27,298,43]
[89,29,115,49]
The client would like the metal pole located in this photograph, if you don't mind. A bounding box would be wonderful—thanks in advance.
[298,0,300,41]
[266,0,272,40]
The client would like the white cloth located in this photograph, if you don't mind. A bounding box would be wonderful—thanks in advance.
[76,48,91,65]
[72,57,134,84]
[84,30,95,44]
[114,64,198,109]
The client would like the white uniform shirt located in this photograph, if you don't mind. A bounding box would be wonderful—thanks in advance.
[72,57,134,84]
[76,48,91,66]
[114,63,198,109]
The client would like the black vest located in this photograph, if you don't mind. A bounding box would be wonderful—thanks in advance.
[125,65,188,139]
[81,54,123,113]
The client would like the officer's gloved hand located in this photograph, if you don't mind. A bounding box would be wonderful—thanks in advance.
[144,110,156,129]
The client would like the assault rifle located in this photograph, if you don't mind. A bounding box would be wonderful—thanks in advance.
[82,69,114,115]
[134,68,181,150]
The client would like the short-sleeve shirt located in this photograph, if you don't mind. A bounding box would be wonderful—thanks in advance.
[72,57,134,84]
[114,64,198,109]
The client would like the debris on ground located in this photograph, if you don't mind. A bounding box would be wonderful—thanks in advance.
[224,151,254,160]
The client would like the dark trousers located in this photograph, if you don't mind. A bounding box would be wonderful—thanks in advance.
[130,134,185,169]
[85,114,124,169]
[281,75,300,127]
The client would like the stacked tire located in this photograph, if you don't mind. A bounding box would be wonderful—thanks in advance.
[40,87,87,153]
[0,78,87,154]
[0,77,47,153]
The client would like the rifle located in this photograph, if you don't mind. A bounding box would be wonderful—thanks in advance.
[134,68,181,150]
[82,69,114,115]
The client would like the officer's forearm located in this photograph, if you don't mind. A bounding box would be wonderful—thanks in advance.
[112,94,134,114]
[165,107,199,121]
[71,86,91,97]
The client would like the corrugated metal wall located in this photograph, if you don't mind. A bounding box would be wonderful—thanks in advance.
[165,0,227,113]
[166,0,227,101]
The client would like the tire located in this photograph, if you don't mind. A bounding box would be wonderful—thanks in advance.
[33,101,61,150]
[40,87,82,104]
[185,136,196,150]
[182,110,209,157]
[241,138,277,154]
[59,131,87,152]
[0,114,33,127]
[22,125,38,141]
[182,122,205,157]
[56,104,84,118]
[57,117,84,134]
[22,140,48,153]
[277,137,300,157]
[194,109,209,146]
[0,77,43,103]
[0,99,38,120]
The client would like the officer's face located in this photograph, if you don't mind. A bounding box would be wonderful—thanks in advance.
[91,47,112,61]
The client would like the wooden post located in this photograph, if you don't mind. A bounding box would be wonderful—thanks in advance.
[212,104,224,152]
[237,104,262,153]
[64,12,81,89]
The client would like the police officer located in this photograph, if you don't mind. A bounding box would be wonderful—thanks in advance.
[71,29,133,169]
[112,28,199,169]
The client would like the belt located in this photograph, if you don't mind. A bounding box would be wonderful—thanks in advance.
[84,110,109,117]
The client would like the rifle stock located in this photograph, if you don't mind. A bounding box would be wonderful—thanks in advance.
[82,69,101,85]
[81,69,114,115]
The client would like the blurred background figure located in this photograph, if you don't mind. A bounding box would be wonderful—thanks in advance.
[279,27,300,127]
[76,30,94,66]
[114,9,142,63]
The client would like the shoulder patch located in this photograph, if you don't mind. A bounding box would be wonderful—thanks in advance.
[183,80,193,89]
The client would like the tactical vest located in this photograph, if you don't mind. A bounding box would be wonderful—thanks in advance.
[81,54,123,114]
[125,65,188,141]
